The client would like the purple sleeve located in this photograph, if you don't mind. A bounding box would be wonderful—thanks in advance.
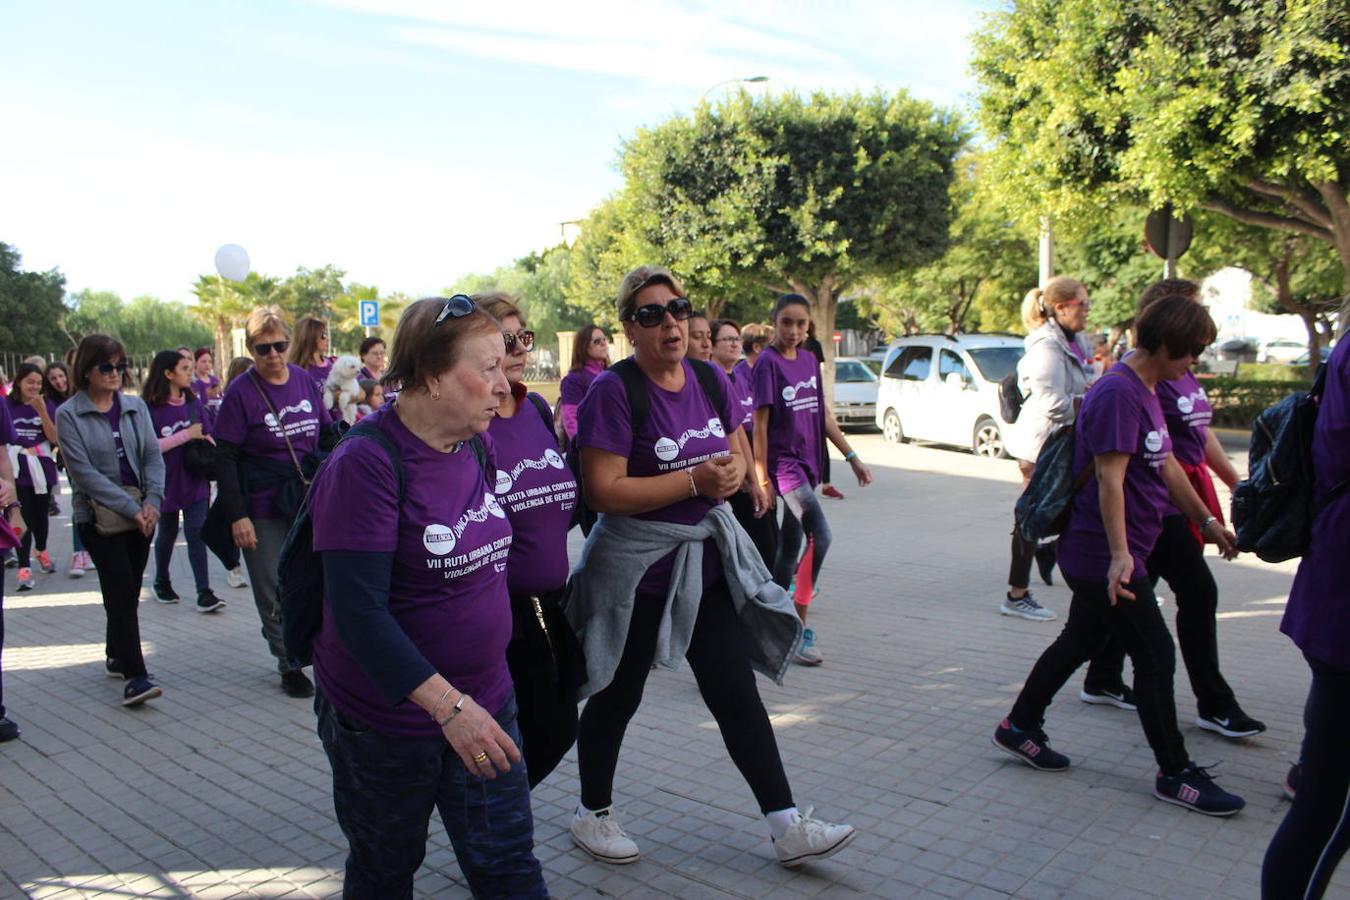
[560,371,585,406]
[576,373,632,457]
[310,439,399,553]
[752,353,777,409]
[0,402,14,445]
[1082,382,1141,457]
[213,383,248,445]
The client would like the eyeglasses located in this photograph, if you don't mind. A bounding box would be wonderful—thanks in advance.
[503,329,535,352]
[590,336,610,346]
[253,340,291,357]
[715,335,741,344]
[628,296,693,328]
[434,294,476,327]
[96,362,129,375]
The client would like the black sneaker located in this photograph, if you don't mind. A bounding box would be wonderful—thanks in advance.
[1197,709,1266,739]
[153,582,180,604]
[0,716,20,742]
[281,670,314,699]
[992,718,1071,772]
[3,552,16,569]
[1284,762,1301,800]
[1080,684,1137,710]
[1034,543,1057,586]
[105,657,124,679]
[195,589,226,614]
[122,677,162,707]
[1155,764,1245,816]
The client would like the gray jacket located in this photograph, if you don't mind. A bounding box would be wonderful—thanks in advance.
[1007,322,1093,462]
[565,503,802,699]
[56,391,165,524]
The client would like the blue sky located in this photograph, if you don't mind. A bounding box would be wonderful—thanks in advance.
[2,0,1002,302]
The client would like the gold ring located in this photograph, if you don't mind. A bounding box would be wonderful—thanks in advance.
[473,751,489,763]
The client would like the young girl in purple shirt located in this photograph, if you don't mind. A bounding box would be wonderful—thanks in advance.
[559,323,610,442]
[7,363,58,590]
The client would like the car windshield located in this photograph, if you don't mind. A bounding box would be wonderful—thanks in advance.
[835,360,877,383]
[967,347,1023,382]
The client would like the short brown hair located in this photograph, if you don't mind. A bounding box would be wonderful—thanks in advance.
[1135,294,1217,359]
[72,334,127,391]
[1138,278,1200,313]
[382,297,501,394]
[472,292,525,327]
[617,265,685,322]
[245,306,289,346]
[711,318,741,341]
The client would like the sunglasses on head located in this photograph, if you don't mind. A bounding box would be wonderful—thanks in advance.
[503,329,535,352]
[96,362,129,375]
[434,294,476,327]
[627,296,693,328]
[253,340,290,357]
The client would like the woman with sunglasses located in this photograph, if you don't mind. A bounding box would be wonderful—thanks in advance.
[1002,277,1095,625]
[476,292,581,787]
[753,294,872,667]
[711,318,776,567]
[559,324,610,443]
[992,295,1247,816]
[289,316,334,393]
[212,307,339,698]
[567,266,856,870]
[56,335,166,707]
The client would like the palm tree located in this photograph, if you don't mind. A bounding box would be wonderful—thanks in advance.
[191,272,281,366]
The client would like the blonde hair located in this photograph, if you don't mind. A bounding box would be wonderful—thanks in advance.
[1021,276,1085,331]
[617,265,686,322]
[472,292,526,327]
[245,306,289,345]
[288,315,328,366]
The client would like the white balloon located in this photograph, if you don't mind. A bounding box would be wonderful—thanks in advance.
[214,244,251,281]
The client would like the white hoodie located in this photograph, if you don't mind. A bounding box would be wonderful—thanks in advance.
[1006,322,1094,462]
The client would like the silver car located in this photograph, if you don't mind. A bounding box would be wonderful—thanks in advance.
[833,357,879,426]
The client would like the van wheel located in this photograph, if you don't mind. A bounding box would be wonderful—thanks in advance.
[883,410,905,444]
[973,417,1007,458]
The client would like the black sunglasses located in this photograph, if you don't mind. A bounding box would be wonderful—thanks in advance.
[253,340,290,357]
[434,294,476,327]
[628,296,694,328]
[96,362,129,375]
[503,329,535,352]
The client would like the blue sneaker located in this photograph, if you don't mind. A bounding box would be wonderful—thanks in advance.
[1155,764,1245,816]
[122,677,162,708]
[992,718,1071,772]
[793,628,823,666]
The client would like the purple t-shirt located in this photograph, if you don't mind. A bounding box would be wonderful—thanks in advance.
[1157,372,1212,467]
[0,401,16,445]
[9,400,58,489]
[725,366,756,434]
[306,359,334,392]
[104,395,140,488]
[213,365,331,520]
[310,406,514,736]
[1283,339,1350,668]
[149,396,210,512]
[192,375,223,423]
[1056,364,1173,582]
[577,358,739,595]
[488,390,577,596]
[752,346,822,493]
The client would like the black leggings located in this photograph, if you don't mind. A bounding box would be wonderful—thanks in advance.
[80,525,152,680]
[1263,655,1350,899]
[576,579,793,814]
[729,490,778,571]
[1009,573,1189,775]
[1085,515,1238,717]
[16,485,50,568]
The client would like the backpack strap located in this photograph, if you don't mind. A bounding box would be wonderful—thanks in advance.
[527,392,556,436]
[687,358,726,426]
[610,358,651,437]
[464,434,490,481]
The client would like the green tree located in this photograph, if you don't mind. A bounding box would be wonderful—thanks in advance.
[117,296,212,356]
[279,265,347,322]
[972,0,1350,331]
[452,244,590,348]
[565,195,655,328]
[0,243,68,354]
[1057,208,1163,335]
[65,289,125,347]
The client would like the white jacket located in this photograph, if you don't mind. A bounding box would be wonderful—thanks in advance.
[1006,322,1093,462]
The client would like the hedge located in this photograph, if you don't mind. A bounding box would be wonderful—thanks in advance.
[1201,377,1311,429]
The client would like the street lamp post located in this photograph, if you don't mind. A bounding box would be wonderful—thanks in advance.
[701,75,769,101]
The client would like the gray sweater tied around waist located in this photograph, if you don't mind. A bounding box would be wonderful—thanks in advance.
[565,503,802,699]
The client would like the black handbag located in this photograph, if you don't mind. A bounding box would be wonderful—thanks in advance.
[505,589,586,788]
[182,439,217,478]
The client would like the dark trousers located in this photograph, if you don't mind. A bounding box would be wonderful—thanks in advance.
[80,524,152,680]
[577,579,793,814]
[773,484,832,590]
[1008,530,1055,591]
[729,489,779,571]
[1009,574,1189,775]
[16,484,51,568]
[154,500,211,593]
[1263,656,1350,900]
[316,692,547,900]
[1084,515,1239,717]
[1,579,7,718]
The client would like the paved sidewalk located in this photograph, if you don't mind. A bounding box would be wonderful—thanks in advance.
[0,434,1339,898]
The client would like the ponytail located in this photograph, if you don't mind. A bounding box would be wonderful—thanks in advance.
[1021,276,1085,331]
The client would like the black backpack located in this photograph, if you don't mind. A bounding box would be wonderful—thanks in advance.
[1232,364,1349,563]
[1013,424,1092,542]
[278,417,488,666]
[999,371,1025,424]
[567,357,726,535]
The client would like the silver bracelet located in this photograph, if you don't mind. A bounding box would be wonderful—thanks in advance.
[436,693,469,727]
[686,470,698,498]
[430,686,454,720]
[1199,515,1217,532]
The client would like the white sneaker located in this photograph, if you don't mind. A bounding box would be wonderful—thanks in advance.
[226,567,248,589]
[1000,592,1057,621]
[570,807,640,865]
[772,807,857,867]
[68,551,87,578]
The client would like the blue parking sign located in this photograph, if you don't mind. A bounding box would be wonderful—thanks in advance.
[359,300,380,327]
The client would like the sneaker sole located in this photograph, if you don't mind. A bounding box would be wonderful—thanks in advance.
[792,654,823,666]
[1152,789,1244,817]
[122,686,163,707]
[990,735,1070,773]
[999,605,1056,622]
[17,584,34,592]
[569,831,640,865]
[1196,717,1263,739]
[1079,690,1137,711]
[776,826,858,868]
[68,571,85,579]
[196,601,227,613]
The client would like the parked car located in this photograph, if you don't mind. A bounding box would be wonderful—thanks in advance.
[833,356,879,427]
[874,334,1025,458]
[1288,345,1332,366]
[1259,337,1308,364]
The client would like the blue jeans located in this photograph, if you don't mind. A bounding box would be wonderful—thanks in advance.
[316,691,548,899]
[772,483,833,589]
[154,500,211,593]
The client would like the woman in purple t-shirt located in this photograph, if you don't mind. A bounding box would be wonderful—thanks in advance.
[7,363,59,590]
[569,266,857,870]
[142,351,224,613]
[710,317,776,567]
[753,294,873,666]
[559,323,610,442]
[357,335,386,381]
[993,296,1247,816]
[288,315,335,393]
[307,296,546,897]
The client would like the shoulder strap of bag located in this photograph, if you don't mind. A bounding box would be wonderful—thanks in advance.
[248,370,307,484]
[688,358,726,421]
[527,392,555,435]
[610,358,651,437]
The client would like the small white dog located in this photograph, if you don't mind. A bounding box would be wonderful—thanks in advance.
[326,355,363,424]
